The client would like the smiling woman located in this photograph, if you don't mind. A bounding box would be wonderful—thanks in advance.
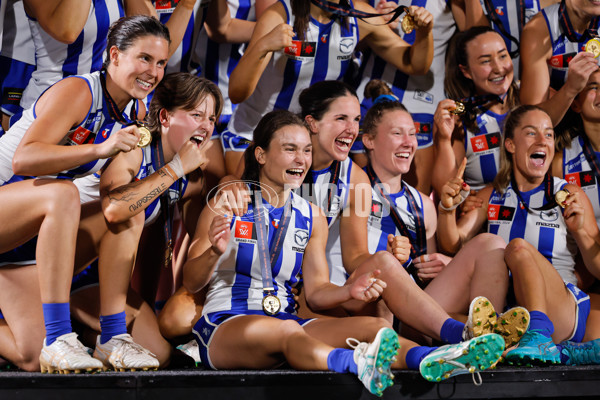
[0,15,169,373]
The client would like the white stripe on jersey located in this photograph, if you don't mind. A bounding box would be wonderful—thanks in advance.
[226,0,359,139]
[563,135,600,227]
[1,0,35,64]
[487,177,578,285]
[203,192,312,315]
[21,0,123,110]
[463,109,506,190]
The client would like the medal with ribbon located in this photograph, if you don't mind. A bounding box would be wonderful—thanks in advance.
[310,0,411,30]
[303,160,342,225]
[450,94,503,116]
[510,173,562,212]
[558,0,600,56]
[252,187,293,316]
[366,165,427,288]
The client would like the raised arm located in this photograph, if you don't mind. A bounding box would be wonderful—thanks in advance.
[357,3,433,75]
[12,78,140,177]
[204,0,255,44]
[432,99,464,195]
[302,204,386,310]
[520,14,599,126]
[23,0,91,43]
[228,3,290,104]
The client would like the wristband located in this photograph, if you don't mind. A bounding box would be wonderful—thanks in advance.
[166,153,185,179]
[439,189,470,211]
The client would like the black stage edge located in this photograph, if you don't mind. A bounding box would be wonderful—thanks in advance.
[0,365,599,400]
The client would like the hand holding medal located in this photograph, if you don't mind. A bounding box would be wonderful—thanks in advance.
[400,6,433,34]
[136,123,152,147]
[585,38,600,58]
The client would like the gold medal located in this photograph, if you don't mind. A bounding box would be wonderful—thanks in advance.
[450,101,466,115]
[262,294,281,316]
[401,14,415,34]
[137,126,152,147]
[555,189,570,208]
[585,38,600,58]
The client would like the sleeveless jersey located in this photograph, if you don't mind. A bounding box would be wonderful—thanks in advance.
[194,0,255,129]
[1,0,35,64]
[463,109,506,190]
[154,0,210,74]
[202,192,313,315]
[562,135,600,226]
[487,177,578,285]
[21,0,124,110]
[225,0,360,140]
[367,179,426,255]
[297,157,352,286]
[542,2,600,91]
[134,144,189,226]
[353,0,456,148]
[0,71,139,183]
[479,0,541,78]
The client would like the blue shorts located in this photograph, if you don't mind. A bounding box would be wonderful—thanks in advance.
[221,130,251,152]
[193,310,315,369]
[0,236,37,267]
[0,55,34,116]
[565,282,591,342]
[71,262,99,294]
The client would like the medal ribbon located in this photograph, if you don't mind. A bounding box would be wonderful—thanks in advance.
[152,138,179,266]
[252,187,293,294]
[310,0,406,25]
[303,160,342,225]
[457,94,503,120]
[365,165,427,288]
[510,173,557,212]
[481,0,523,58]
[558,0,600,43]
[578,133,600,179]
[99,69,139,126]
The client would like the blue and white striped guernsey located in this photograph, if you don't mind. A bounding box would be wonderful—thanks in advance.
[194,0,255,130]
[20,0,124,110]
[1,0,35,65]
[134,144,189,226]
[0,71,139,184]
[297,157,352,286]
[463,109,507,191]
[563,135,600,227]
[487,177,578,285]
[352,0,456,149]
[542,2,600,92]
[367,178,426,255]
[225,0,359,141]
[478,0,541,78]
[202,191,313,315]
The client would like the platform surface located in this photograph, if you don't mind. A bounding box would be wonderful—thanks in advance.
[0,364,598,400]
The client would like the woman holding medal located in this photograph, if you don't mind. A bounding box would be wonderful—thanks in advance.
[0,15,169,372]
[520,0,600,126]
[432,26,518,200]
[221,0,433,175]
[437,104,600,365]
[182,109,504,389]
[69,72,223,370]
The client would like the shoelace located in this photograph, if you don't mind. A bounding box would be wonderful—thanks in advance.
[346,338,360,349]
[114,338,157,358]
[57,336,93,357]
[442,358,483,386]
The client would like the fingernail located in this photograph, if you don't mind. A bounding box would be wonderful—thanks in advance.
[462,182,468,188]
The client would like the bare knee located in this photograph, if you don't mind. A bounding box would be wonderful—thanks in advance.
[505,238,533,271]
[369,251,410,280]
[44,180,81,220]
[468,233,506,251]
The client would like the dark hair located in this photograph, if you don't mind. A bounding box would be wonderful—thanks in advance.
[103,15,170,69]
[298,80,358,121]
[445,26,519,132]
[290,0,347,41]
[493,104,550,193]
[241,110,307,182]
[362,79,408,136]
[147,73,223,137]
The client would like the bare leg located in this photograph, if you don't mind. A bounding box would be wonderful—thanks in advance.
[426,233,508,316]
[158,286,205,339]
[505,238,576,342]
[583,292,600,341]
[0,265,44,371]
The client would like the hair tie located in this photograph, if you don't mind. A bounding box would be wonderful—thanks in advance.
[373,94,399,105]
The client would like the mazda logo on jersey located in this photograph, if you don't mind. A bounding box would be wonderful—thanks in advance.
[294,229,309,246]
[540,209,559,222]
[339,38,355,54]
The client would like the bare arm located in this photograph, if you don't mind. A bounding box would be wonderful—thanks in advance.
[303,204,386,310]
[432,99,464,195]
[12,78,140,176]
[357,3,433,75]
[228,3,291,103]
[24,0,91,43]
[204,0,255,44]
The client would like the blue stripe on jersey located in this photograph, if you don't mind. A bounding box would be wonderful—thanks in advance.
[310,20,332,85]
[273,56,303,111]
[539,226,555,264]
[92,1,111,71]
[232,237,254,311]
[509,203,527,242]
[481,153,498,182]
